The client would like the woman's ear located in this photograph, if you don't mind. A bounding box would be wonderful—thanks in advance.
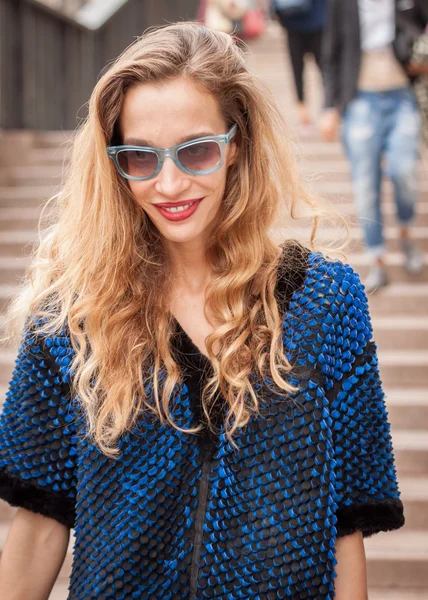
[227,129,240,167]
[227,142,238,167]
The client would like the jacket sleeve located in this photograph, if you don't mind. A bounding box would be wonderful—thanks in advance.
[394,0,428,68]
[321,0,343,109]
[396,0,428,34]
[0,323,77,528]
[325,265,405,538]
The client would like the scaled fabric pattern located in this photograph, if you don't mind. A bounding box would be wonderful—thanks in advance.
[0,251,404,599]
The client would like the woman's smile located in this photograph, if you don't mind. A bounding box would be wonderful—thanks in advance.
[153,197,204,221]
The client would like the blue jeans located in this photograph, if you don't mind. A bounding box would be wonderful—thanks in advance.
[342,88,420,258]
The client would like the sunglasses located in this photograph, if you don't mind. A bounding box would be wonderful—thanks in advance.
[106,124,238,181]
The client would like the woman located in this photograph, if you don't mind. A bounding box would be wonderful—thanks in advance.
[0,22,404,600]
[320,0,425,293]
[273,0,327,129]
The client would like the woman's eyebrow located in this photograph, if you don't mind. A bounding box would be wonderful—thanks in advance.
[123,132,215,146]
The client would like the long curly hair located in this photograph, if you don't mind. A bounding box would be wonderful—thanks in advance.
[2,22,347,457]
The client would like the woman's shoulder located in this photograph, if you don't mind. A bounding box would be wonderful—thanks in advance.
[279,241,365,296]
[279,243,374,383]
[20,314,75,385]
[278,242,369,324]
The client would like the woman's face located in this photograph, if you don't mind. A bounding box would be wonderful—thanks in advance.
[119,77,238,248]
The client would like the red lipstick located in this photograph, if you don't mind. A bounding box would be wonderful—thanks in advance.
[154,198,204,222]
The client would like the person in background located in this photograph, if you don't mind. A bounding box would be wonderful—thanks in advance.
[397,2,428,145]
[320,0,426,294]
[273,0,327,129]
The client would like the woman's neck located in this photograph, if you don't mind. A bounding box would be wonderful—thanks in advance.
[167,240,213,295]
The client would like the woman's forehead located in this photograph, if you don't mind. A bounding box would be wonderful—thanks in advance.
[119,79,225,146]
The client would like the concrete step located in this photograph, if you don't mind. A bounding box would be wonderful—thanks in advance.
[349,253,428,285]
[366,529,428,589]
[397,477,428,530]
[313,180,428,196]
[372,317,428,351]
[392,431,428,476]
[0,231,38,257]
[27,146,72,166]
[0,207,56,232]
[0,166,65,186]
[0,256,31,285]
[378,351,428,387]
[0,284,23,313]
[387,389,428,430]
[335,199,428,218]
[299,161,428,183]
[32,131,73,149]
[0,185,59,207]
[367,283,428,316]
[369,591,428,600]
[0,349,19,385]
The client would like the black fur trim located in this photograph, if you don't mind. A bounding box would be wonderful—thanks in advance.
[336,497,405,538]
[275,240,311,316]
[0,468,75,528]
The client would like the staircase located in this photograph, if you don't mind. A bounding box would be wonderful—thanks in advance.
[1,23,428,600]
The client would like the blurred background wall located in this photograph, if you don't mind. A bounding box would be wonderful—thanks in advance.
[0,0,200,130]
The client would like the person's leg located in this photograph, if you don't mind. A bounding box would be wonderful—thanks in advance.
[286,29,311,125]
[308,29,323,69]
[342,92,387,292]
[383,88,424,274]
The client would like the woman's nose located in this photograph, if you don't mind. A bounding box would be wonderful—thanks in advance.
[154,156,192,197]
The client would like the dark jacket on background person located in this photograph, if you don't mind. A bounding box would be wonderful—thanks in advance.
[322,0,428,113]
[274,0,327,32]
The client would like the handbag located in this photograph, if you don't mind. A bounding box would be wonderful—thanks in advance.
[242,8,266,39]
[273,0,311,18]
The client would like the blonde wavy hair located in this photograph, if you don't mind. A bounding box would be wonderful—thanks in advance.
[3,21,348,457]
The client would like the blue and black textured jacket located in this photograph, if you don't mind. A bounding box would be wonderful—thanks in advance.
[0,246,404,599]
